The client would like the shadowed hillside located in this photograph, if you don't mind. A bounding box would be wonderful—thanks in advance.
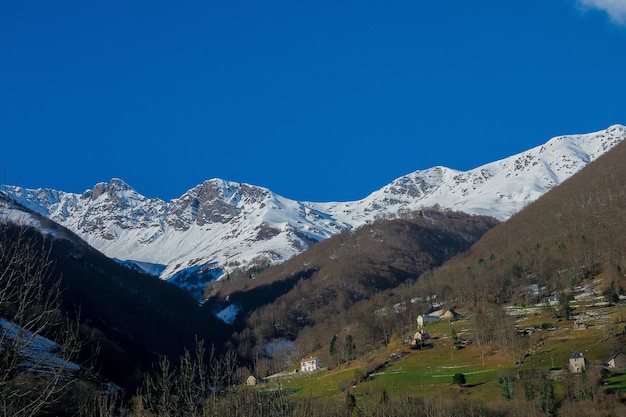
[208,209,498,368]
[0,210,230,391]
[52,229,231,390]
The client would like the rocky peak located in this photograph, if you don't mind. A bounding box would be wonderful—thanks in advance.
[2,125,624,282]
[89,178,137,201]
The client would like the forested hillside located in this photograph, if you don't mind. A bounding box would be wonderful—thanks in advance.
[414,139,626,308]
[208,209,498,372]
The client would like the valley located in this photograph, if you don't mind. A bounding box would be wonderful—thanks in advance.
[2,125,626,415]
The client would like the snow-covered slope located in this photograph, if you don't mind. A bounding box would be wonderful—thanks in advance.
[318,125,626,225]
[1,178,349,281]
[2,125,624,286]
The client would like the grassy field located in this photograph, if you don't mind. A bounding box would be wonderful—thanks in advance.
[261,300,626,405]
[267,313,511,401]
[604,371,626,393]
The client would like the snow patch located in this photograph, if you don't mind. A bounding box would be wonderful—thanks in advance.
[0,318,80,374]
[216,304,240,324]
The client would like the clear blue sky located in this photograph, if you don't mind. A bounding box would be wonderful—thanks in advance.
[1,1,625,202]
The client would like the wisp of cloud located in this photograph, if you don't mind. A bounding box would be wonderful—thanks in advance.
[579,0,626,25]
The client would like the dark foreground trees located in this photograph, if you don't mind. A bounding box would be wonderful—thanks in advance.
[0,223,82,416]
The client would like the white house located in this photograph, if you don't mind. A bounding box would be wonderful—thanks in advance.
[300,357,321,373]
[606,352,626,370]
[538,295,559,306]
[442,308,463,321]
[246,375,260,386]
[417,314,439,328]
[569,352,588,373]
[410,330,431,348]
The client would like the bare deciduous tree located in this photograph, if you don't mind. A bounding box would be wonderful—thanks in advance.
[0,222,83,417]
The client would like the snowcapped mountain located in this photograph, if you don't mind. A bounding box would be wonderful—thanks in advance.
[2,125,625,289]
[319,124,626,225]
[1,178,348,281]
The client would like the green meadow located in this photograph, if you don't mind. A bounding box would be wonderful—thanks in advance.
[262,302,626,404]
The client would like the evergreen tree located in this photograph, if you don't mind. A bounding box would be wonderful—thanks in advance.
[329,335,337,356]
[453,373,466,386]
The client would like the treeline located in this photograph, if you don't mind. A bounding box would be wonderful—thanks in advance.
[68,353,626,417]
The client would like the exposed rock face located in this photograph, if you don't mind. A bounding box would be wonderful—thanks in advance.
[2,125,625,283]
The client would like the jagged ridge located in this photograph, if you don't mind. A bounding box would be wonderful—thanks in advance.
[1,125,624,287]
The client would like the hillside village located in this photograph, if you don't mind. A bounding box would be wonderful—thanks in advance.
[249,274,626,414]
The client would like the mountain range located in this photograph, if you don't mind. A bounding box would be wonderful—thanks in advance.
[1,125,625,295]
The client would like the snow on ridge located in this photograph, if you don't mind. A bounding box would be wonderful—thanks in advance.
[1,125,625,283]
[316,124,626,224]
[0,198,61,239]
